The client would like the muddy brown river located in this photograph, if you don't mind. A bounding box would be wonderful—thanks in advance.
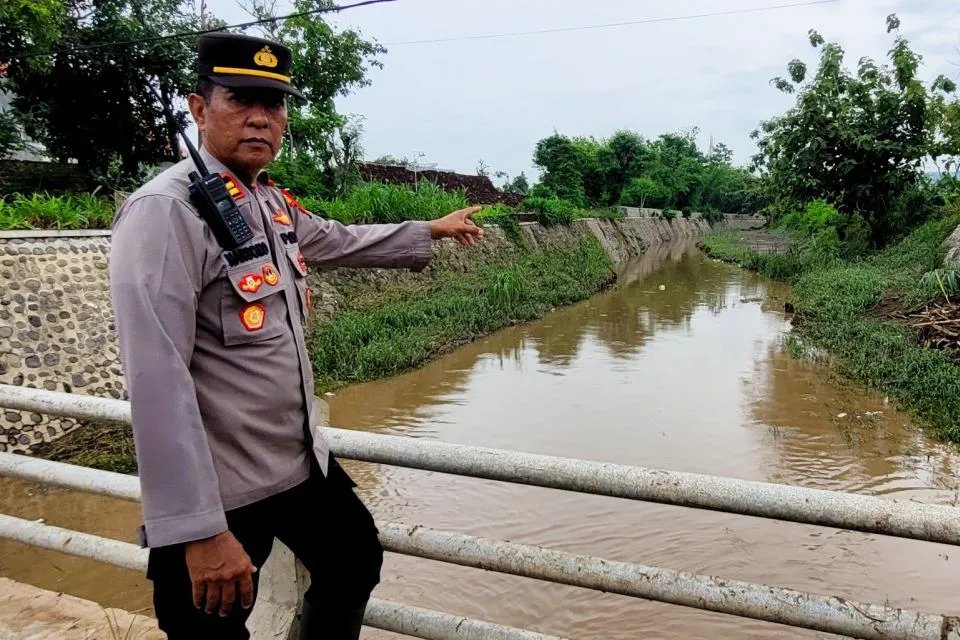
[3,240,960,638]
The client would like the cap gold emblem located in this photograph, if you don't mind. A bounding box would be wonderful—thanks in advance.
[254,46,278,68]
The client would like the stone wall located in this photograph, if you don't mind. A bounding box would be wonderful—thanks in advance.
[0,216,720,452]
[0,231,119,452]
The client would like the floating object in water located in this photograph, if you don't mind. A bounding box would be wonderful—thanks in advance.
[658,285,666,291]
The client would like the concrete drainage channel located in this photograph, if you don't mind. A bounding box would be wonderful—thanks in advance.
[2,385,960,639]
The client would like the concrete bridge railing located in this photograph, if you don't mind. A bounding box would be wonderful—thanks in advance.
[2,384,960,640]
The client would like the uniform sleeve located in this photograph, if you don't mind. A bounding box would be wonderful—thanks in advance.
[292,204,433,271]
[110,195,228,548]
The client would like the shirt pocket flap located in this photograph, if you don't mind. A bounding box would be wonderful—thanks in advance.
[226,261,283,303]
[285,245,309,277]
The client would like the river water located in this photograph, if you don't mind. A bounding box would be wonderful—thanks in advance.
[2,240,960,638]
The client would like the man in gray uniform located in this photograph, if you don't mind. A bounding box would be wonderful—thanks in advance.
[109,31,483,639]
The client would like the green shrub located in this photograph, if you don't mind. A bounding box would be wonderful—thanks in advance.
[474,204,525,246]
[521,196,579,226]
[780,199,842,236]
[701,210,725,224]
[662,209,677,222]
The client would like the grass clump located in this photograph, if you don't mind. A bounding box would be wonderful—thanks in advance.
[0,192,115,230]
[309,236,614,392]
[32,421,136,473]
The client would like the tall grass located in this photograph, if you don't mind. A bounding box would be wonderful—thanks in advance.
[301,181,469,225]
[309,237,614,392]
[0,193,115,230]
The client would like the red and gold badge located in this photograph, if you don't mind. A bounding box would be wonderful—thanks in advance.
[280,188,311,217]
[261,264,279,286]
[273,210,292,226]
[305,287,312,309]
[297,251,308,273]
[240,303,265,331]
[238,273,263,293]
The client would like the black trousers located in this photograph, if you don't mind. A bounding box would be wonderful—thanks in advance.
[146,456,384,639]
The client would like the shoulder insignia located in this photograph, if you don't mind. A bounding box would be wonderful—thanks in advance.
[222,173,247,202]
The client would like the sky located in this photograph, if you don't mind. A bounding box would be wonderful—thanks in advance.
[202,0,960,183]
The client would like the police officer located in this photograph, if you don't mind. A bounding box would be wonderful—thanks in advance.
[109,31,483,639]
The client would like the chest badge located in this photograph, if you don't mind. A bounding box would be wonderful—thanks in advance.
[273,210,292,226]
[238,273,263,293]
[297,251,308,273]
[240,303,266,331]
[262,264,279,286]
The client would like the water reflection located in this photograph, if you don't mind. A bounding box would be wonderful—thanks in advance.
[329,241,960,639]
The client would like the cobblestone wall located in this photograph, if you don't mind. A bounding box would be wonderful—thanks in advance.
[0,233,121,452]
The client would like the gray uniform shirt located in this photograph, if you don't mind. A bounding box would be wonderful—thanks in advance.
[110,147,432,548]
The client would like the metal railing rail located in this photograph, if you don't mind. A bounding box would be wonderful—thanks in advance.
[3,385,960,639]
[0,453,960,640]
[3,384,960,545]
[0,514,563,640]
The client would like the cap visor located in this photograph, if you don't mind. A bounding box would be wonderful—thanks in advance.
[209,74,305,100]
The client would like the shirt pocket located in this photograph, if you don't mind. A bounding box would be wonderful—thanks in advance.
[220,260,287,346]
[284,244,310,324]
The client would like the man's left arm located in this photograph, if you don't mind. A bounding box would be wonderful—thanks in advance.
[292,202,484,270]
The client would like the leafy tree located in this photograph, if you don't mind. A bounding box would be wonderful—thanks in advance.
[531,126,761,213]
[0,0,69,73]
[597,131,649,201]
[243,0,384,198]
[3,0,205,179]
[620,176,669,209]
[753,14,959,245]
[531,134,587,206]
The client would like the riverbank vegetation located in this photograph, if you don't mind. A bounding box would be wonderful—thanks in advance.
[309,236,614,392]
[702,215,960,441]
[699,16,960,441]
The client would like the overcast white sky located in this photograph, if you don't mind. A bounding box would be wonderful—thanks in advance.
[204,0,960,182]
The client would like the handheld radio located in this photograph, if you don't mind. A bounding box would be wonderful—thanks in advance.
[148,83,254,250]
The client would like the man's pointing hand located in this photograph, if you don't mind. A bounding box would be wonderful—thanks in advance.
[429,205,485,247]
